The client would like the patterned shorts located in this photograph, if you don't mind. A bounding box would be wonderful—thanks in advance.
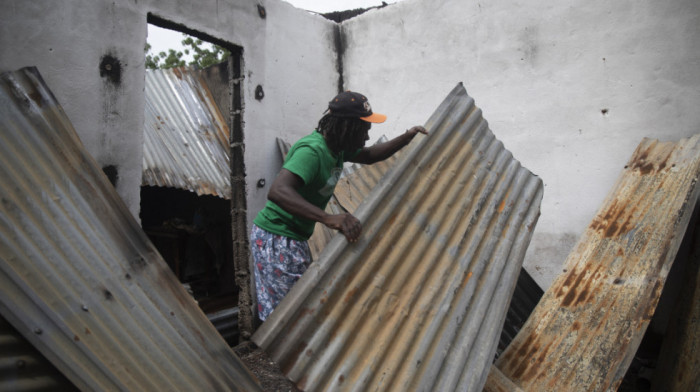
[250,224,312,321]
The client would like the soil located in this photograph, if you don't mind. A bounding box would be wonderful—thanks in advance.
[234,341,302,392]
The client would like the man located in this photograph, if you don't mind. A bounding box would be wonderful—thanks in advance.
[251,91,427,321]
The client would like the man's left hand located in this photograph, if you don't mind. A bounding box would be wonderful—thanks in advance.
[406,125,428,137]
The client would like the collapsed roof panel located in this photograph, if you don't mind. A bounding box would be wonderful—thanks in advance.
[0,67,261,391]
[493,134,700,390]
[252,83,544,391]
[143,67,231,199]
[278,133,544,358]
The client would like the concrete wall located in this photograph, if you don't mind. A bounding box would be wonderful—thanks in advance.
[2,0,699,290]
[342,0,700,289]
[0,0,339,225]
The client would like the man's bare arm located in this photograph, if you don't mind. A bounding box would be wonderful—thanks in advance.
[351,125,428,164]
[268,169,362,242]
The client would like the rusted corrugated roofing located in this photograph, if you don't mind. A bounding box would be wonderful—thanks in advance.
[278,134,543,356]
[143,67,231,198]
[252,83,544,391]
[0,67,261,391]
[492,134,700,391]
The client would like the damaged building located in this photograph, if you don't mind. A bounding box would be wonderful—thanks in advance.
[1,0,699,391]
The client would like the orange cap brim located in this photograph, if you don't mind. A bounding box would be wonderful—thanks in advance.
[360,112,387,123]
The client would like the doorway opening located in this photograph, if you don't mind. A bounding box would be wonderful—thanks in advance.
[142,14,247,345]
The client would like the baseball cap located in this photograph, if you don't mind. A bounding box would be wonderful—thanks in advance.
[327,91,387,123]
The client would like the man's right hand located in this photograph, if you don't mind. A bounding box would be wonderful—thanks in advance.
[322,213,362,242]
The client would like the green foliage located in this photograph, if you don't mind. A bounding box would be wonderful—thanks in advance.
[182,37,231,69]
[145,34,230,70]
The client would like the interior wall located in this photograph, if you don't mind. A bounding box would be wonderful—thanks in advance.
[1,1,148,214]
[341,0,700,289]
[0,0,339,226]
[3,0,698,291]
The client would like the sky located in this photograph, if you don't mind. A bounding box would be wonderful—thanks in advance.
[280,0,400,14]
[147,0,403,61]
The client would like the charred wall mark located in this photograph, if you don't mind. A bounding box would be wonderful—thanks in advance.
[99,54,122,85]
[322,3,390,23]
[98,50,126,158]
[324,2,393,92]
[333,24,346,93]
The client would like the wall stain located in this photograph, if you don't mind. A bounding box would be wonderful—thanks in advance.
[99,54,122,85]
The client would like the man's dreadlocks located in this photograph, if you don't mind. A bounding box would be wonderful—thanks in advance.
[316,114,371,155]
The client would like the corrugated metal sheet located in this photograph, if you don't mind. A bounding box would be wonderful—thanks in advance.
[493,134,700,391]
[0,314,77,392]
[252,83,544,392]
[484,367,525,392]
[0,67,261,391]
[143,67,231,198]
[207,306,240,347]
[278,135,543,357]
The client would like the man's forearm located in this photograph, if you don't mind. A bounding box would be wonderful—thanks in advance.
[355,130,417,164]
[375,131,415,160]
[269,184,362,241]
[269,185,329,223]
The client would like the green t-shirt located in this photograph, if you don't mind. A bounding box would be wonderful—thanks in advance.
[253,131,358,240]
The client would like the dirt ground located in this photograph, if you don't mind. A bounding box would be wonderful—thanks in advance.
[234,341,301,392]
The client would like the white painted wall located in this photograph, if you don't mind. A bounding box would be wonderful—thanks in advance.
[2,0,698,290]
[342,0,700,289]
[0,0,339,226]
[0,1,148,212]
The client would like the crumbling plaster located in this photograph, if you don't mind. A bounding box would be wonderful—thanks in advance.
[2,0,699,290]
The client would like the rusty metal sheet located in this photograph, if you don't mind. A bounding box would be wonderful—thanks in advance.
[253,83,544,392]
[0,67,261,391]
[143,67,231,198]
[484,367,525,392]
[493,134,700,391]
[331,150,543,362]
[279,134,543,358]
